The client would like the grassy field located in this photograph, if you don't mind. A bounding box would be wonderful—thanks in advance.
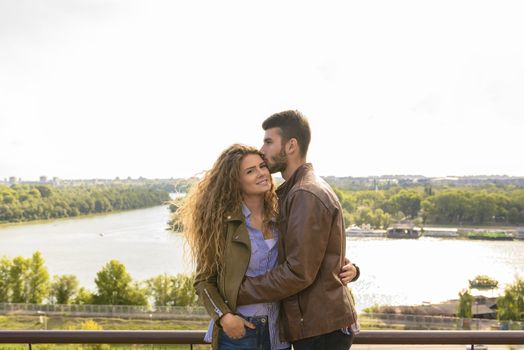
[0,313,410,349]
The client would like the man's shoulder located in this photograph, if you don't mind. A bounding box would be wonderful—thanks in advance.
[288,175,338,209]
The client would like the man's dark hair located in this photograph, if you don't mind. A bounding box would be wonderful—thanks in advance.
[262,110,311,158]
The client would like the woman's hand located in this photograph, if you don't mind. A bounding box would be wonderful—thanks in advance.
[219,313,256,339]
[339,257,358,285]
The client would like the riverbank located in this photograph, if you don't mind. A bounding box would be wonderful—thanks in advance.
[0,204,171,229]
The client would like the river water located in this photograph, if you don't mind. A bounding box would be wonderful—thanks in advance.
[1,205,523,312]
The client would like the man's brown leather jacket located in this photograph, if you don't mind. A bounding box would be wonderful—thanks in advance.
[237,163,359,342]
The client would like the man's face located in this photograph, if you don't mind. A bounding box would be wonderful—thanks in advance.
[260,127,288,174]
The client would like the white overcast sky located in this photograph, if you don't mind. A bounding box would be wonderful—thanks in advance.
[1,0,523,180]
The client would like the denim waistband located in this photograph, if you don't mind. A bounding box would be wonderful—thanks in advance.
[241,314,268,325]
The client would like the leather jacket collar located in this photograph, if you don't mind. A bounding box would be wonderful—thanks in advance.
[276,163,313,199]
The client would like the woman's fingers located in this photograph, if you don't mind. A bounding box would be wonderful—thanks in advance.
[222,314,246,338]
[243,319,256,329]
[222,314,260,339]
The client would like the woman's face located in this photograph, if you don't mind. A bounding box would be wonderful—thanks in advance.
[239,154,271,197]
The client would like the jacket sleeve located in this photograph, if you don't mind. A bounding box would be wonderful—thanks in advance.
[194,257,232,323]
[237,190,333,304]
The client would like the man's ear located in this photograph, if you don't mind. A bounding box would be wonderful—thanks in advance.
[286,138,299,155]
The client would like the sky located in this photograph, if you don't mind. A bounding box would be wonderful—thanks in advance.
[1,0,523,181]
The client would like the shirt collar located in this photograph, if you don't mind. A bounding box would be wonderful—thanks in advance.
[241,202,277,224]
[241,202,251,219]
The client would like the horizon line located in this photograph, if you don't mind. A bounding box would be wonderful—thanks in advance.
[3,174,524,183]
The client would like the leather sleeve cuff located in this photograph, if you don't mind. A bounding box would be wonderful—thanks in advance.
[352,263,360,282]
[215,313,227,329]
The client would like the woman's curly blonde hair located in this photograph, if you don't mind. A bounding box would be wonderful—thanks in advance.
[176,144,278,278]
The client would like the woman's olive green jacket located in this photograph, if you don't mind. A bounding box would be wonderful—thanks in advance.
[193,210,252,349]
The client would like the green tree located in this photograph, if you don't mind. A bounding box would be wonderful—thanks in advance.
[93,260,146,305]
[471,192,497,224]
[334,188,358,212]
[508,207,520,224]
[93,260,132,304]
[146,273,197,306]
[0,257,11,302]
[170,274,198,306]
[497,276,524,322]
[26,251,50,304]
[94,197,112,213]
[146,274,173,306]
[127,282,148,306]
[354,207,373,226]
[9,256,29,303]
[50,274,80,304]
[372,208,391,229]
[388,190,423,219]
[73,287,94,305]
[426,190,471,224]
[457,289,474,318]
[35,185,53,198]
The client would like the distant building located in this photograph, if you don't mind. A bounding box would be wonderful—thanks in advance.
[517,227,524,240]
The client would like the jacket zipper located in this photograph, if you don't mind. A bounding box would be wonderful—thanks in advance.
[221,223,232,302]
[204,288,223,317]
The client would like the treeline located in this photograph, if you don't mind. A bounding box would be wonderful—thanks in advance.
[334,186,524,228]
[0,184,170,223]
[325,176,524,191]
[0,252,197,307]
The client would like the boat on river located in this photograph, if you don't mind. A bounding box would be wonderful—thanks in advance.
[345,225,385,237]
[386,221,421,239]
[466,230,514,241]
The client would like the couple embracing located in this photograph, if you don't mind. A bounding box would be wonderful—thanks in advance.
[178,110,360,350]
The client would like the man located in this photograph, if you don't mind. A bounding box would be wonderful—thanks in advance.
[237,110,359,350]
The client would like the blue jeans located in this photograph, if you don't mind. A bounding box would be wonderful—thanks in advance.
[292,329,353,350]
[218,315,271,350]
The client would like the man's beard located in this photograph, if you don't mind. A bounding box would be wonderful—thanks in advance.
[267,149,287,174]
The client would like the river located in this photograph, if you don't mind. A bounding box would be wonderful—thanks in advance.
[1,205,523,312]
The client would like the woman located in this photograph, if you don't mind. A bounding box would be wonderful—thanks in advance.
[178,144,288,350]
